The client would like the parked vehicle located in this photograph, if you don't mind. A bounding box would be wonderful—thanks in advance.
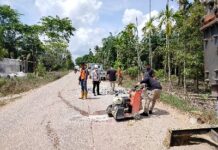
[74,65,79,73]
[100,70,107,80]
[87,63,106,80]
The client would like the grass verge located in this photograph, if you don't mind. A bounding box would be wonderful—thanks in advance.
[0,71,69,97]
[160,92,196,112]
[160,92,218,125]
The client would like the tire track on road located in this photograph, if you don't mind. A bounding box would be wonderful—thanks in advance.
[88,105,96,150]
[58,92,89,117]
[90,120,95,150]
[46,121,60,150]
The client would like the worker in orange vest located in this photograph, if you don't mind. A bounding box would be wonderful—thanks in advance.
[79,63,89,99]
[117,65,123,86]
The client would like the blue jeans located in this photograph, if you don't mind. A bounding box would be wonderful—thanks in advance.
[80,80,87,92]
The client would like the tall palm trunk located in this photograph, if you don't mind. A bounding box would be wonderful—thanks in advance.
[167,37,171,82]
[183,60,186,94]
[149,31,152,67]
[166,35,172,91]
[183,52,186,94]
[164,54,167,80]
[166,0,171,89]
[149,0,152,68]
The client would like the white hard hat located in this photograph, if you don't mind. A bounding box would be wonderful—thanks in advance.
[94,65,98,68]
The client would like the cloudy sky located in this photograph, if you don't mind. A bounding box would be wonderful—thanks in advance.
[0,0,178,59]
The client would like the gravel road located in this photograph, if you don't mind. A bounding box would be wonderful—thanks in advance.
[0,72,216,150]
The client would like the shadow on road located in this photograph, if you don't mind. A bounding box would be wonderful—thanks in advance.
[92,110,106,115]
[152,108,170,116]
[114,108,170,122]
[87,97,101,100]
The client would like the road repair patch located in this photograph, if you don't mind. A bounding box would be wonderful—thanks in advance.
[70,114,112,122]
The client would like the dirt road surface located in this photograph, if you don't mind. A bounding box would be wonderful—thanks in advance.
[0,72,216,150]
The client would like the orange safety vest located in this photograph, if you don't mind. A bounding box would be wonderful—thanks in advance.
[80,69,87,80]
[117,68,122,77]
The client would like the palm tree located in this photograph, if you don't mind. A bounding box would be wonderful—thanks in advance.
[158,3,175,82]
[177,0,189,11]
[142,17,156,67]
[117,23,138,68]
[142,17,156,35]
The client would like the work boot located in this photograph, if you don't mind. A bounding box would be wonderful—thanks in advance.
[141,112,149,116]
[149,110,153,114]
[79,92,84,99]
[84,91,88,99]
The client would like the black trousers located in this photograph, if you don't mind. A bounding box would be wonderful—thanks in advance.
[93,81,100,94]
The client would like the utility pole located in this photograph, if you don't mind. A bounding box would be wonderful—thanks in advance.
[149,0,152,68]
[135,17,142,81]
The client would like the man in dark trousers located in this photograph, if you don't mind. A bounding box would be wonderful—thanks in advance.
[79,63,89,99]
[92,65,101,96]
[139,71,162,116]
[107,67,117,92]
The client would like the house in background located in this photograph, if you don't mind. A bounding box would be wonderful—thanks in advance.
[0,58,28,77]
[201,0,218,96]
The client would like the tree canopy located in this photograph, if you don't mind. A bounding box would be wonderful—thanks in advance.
[0,5,75,71]
[77,0,205,90]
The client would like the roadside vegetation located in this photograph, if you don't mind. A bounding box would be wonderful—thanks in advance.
[0,5,75,72]
[0,71,68,98]
[161,92,218,124]
[0,5,75,96]
[160,92,195,112]
[75,1,205,93]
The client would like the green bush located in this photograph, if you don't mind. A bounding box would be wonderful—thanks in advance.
[127,66,139,79]
[65,54,74,70]
[0,71,68,97]
[0,47,8,59]
[113,60,122,69]
[171,75,177,81]
[27,73,37,79]
[155,69,165,79]
[35,62,46,77]
[0,78,6,87]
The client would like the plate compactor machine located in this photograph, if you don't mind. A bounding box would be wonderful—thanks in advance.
[106,85,144,120]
